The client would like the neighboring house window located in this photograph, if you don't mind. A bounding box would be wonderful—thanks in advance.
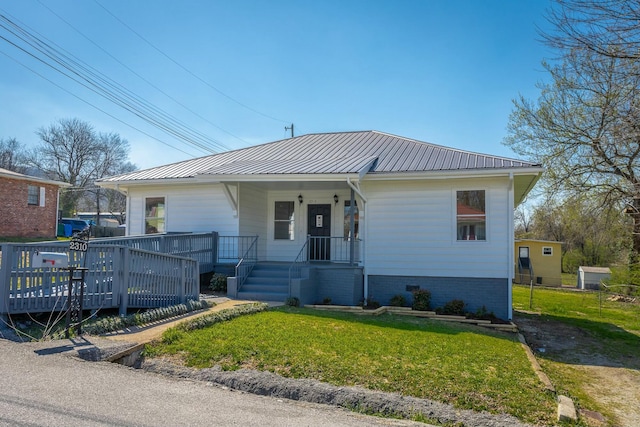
[27,185,39,205]
[456,190,486,241]
[343,200,359,240]
[145,197,165,234]
[274,201,294,240]
[542,246,553,256]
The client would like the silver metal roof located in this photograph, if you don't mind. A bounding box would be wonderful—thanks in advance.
[99,131,539,183]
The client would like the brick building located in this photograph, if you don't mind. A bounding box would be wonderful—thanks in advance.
[0,168,70,239]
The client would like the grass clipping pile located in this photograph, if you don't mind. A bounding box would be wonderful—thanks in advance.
[141,304,534,427]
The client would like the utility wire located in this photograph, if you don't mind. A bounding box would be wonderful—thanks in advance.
[0,48,199,157]
[93,0,291,125]
[0,12,225,154]
[35,0,244,148]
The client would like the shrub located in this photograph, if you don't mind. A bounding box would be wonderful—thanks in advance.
[82,299,210,336]
[411,289,431,311]
[389,294,407,307]
[285,297,300,307]
[322,297,332,305]
[436,299,466,315]
[362,297,381,309]
[209,273,228,292]
[466,305,497,321]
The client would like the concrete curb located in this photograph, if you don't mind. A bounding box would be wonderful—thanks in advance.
[557,395,578,422]
[516,333,555,392]
[516,333,579,422]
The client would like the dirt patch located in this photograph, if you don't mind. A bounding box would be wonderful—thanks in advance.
[514,313,640,426]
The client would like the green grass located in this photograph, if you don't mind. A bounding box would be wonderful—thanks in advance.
[513,285,640,425]
[513,284,640,336]
[147,307,556,425]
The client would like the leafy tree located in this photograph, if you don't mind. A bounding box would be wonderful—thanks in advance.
[0,137,27,173]
[29,118,136,216]
[505,6,640,268]
[524,196,630,273]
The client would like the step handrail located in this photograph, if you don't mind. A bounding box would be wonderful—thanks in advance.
[235,236,259,290]
[288,236,310,296]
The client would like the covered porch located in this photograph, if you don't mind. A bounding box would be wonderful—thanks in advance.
[224,179,365,304]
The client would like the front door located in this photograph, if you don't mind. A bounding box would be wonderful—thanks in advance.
[308,204,331,261]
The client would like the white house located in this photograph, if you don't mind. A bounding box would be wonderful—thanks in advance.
[97,131,542,319]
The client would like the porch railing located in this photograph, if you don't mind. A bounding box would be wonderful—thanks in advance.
[0,243,198,316]
[234,236,259,291]
[288,236,362,292]
[218,235,259,264]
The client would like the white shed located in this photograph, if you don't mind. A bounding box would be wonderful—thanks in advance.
[577,266,611,290]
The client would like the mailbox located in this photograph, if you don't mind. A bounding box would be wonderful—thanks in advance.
[32,251,69,268]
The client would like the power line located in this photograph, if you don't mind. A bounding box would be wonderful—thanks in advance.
[93,0,291,125]
[0,11,226,154]
[0,48,199,157]
[35,0,245,148]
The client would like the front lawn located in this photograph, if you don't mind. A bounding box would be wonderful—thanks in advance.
[513,285,640,425]
[146,307,556,425]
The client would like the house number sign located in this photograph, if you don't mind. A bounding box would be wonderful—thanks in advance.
[316,215,323,228]
[69,237,88,252]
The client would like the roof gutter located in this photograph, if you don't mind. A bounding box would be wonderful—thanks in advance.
[364,167,543,181]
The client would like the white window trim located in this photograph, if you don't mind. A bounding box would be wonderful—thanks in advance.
[274,200,295,240]
[453,188,488,243]
[542,246,553,256]
[144,195,167,234]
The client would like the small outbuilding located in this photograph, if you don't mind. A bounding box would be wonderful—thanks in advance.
[514,239,563,286]
[577,266,611,290]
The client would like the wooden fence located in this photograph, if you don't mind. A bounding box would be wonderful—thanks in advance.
[0,232,221,316]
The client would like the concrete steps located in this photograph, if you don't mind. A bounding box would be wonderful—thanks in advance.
[237,263,290,302]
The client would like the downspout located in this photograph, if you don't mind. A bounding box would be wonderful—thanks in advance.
[508,173,514,320]
[347,177,368,302]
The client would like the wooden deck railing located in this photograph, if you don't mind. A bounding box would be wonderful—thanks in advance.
[0,243,199,316]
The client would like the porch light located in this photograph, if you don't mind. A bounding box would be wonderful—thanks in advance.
[298,194,303,204]
[333,194,339,204]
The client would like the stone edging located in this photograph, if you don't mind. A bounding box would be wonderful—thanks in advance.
[303,304,519,332]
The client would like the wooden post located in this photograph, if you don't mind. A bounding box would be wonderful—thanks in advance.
[119,247,130,316]
[349,188,356,265]
[0,244,12,318]
[529,279,534,310]
[180,259,186,304]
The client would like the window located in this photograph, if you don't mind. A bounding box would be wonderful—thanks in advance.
[145,197,165,234]
[28,185,39,205]
[343,200,359,240]
[542,246,553,256]
[456,190,486,241]
[274,201,294,240]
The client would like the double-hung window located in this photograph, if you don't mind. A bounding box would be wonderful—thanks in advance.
[274,201,295,240]
[456,190,486,241]
[28,185,39,206]
[145,197,165,234]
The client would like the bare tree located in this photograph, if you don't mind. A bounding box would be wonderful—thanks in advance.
[0,137,27,173]
[544,0,640,61]
[30,118,136,216]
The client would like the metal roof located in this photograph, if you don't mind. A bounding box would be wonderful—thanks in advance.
[99,131,540,183]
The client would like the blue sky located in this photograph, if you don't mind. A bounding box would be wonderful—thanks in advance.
[0,0,554,170]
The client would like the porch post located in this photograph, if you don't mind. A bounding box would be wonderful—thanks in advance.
[350,188,356,265]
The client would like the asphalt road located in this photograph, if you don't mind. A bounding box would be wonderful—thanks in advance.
[0,338,427,427]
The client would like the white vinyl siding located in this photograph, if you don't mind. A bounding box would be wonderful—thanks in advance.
[127,184,239,236]
[238,183,268,260]
[363,178,511,278]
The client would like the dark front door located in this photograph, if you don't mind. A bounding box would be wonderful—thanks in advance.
[308,204,331,261]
